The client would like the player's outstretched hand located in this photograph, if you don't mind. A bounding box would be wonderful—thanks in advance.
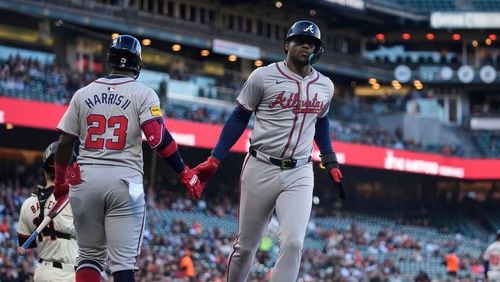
[327,165,346,200]
[320,153,346,200]
[179,166,204,200]
[54,180,69,200]
[67,163,82,186]
[192,156,220,183]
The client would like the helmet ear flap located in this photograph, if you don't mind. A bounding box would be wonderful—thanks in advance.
[308,46,324,65]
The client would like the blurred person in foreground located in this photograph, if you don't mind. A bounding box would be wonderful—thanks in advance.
[53,34,203,282]
[16,141,77,282]
[484,230,500,282]
[193,20,345,282]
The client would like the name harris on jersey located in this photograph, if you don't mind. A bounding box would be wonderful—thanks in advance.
[84,91,132,110]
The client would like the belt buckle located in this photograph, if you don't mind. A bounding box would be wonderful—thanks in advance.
[280,159,296,169]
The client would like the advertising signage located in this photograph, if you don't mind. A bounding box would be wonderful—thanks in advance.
[1,97,499,180]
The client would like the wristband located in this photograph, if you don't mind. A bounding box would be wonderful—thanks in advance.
[54,163,69,183]
[320,153,338,165]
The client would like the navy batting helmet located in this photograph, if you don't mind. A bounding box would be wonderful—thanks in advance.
[285,20,324,65]
[107,34,142,79]
[42,141,77,178]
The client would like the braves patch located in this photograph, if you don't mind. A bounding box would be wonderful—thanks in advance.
[150,106,162,116]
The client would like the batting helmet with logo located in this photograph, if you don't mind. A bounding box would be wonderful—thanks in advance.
[285,20,324,65]
[107,34,142,79]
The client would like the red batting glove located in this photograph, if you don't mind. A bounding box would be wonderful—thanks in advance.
[326,164,346,200]
[54,163,69,200]
[179,166,204,200]
[329,167,343,183]
[67,163,82,185]
[192,156,220,183]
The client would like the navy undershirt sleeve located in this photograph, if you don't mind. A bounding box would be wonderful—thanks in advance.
[212,105,252,160]
[150,120,185,174]
[314,116,334,155]
[160,137,186,174]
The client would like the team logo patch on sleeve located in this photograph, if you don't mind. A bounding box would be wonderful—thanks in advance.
[150,106,162,116]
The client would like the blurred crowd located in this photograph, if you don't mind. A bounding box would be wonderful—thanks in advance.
[0,161,494,281]
[0,54,96,103]
[0,53,481,158]
[0,55,470,159]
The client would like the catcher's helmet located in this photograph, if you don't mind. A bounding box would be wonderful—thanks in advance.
[107,34,142,79]
[42,141,77,178]
[285,20,324,65]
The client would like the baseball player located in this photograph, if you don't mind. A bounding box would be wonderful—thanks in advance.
[53,34,203,282]
[193,20,345,282]
[484,231,500,282]
[16,141,77,282]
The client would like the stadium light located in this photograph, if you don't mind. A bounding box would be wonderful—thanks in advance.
[200,49,210,56]
[413,80,423,90]
[6,123,14,130]
[486,38,492,46]
[111,33,120,39]
[309,9,317,16]
[375,33,385,41]
[452,33,461,41]
[254,60,263,67]
[172,44,181,52]
[472,40,479,47]
[489,34,497,41]
[275,1,283,8]
[228,55,237,62]
[142,39,151,46]
[401,33,411,40]
[425,33,435,40]
[368,78,377,85]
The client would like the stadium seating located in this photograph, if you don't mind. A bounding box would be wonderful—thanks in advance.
[471,130,500,158]
[368,0,456,12]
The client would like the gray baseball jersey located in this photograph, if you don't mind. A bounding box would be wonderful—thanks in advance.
[17,191,77,281]
[57,75,162,174]
[227,61,334,282]
[238,61,333,159]
[56,75,159,273]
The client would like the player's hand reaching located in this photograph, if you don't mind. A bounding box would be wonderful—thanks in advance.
[67,163,82,186]
[179,166,204,200]
[192,156,220,184]
[54,163,81,200]
[320,153,346,200]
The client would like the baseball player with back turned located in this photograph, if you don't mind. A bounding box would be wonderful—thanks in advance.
[16,141,77,282]
[194,20,345,282]
[53,34,204,282]
[484,230,500,282]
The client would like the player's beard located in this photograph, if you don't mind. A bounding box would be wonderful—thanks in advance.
[290,53,309,68]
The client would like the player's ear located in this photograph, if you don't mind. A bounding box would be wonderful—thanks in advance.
[284,41,290,53]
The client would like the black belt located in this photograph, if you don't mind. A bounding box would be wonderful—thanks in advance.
[39,259,77,270]
[250,148,310,169]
